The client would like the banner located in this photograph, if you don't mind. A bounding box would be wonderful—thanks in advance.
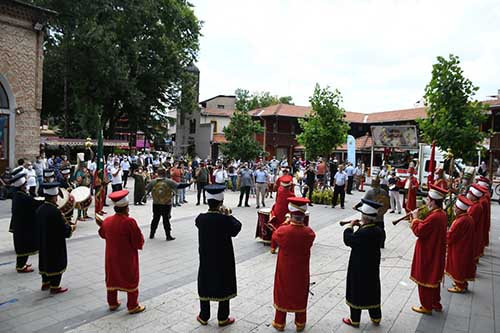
[371,125,418,149]
[347,135,356,165]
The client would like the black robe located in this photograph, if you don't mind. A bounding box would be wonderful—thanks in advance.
[196,211,242,301]
[37,202,73,276]
[344,223,383,309]
[10,190,42,256]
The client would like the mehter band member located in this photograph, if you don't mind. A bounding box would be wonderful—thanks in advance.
[196,185,241,328]
[467,184,486,262]
[99,189,146,314]
[272,197,315,332]
[37,182,75,294]
[476,176,491,248]
[269,174,295,253]
[10,167,42,273]
[446,195,475,293]
[342,199,383,328]
[410,184,448,314]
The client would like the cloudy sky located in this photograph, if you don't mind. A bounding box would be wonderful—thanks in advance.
[190,0,500,113]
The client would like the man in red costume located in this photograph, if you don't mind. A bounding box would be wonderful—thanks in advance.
[98,189,145,314]
[410,184,448,314]
[467,184,485,262]
[477,177,491,249]
[274,167,291,195]
[433,168,448,190]
[271,197,315,332]
[403,167,419,213]
[269,175,295,253]
[446,195,475,293]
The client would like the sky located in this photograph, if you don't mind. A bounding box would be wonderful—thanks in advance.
[189,0,500,113]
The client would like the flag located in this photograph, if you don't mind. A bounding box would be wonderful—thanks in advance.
[427,141,436,188]
[94,117,105,216]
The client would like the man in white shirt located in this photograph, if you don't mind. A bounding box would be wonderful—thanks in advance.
[332,164,348,209]
[25,161,37,196]
[213,165,228,187]
[110,161,123,192]
[378,166,389,192]
[120,158,131,188]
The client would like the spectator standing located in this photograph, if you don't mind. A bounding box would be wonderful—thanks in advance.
[195,162,210,205]
[25,161,37,196]
[213,165,228,187]
[237,163,254,207]
[33,156,44,188]
[110,161,123,192]
[332,164,348,209]
[169,162,183,207]
[345,162,355,194]
[227,164,237,192]
[121,158,131,188]
[388,171,402,214]
[303,164,316,205]
[254,164,268,208]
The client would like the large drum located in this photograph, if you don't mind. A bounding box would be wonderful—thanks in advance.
[57,188,75,216]
[72,186,92,209]
[255,208,273,243]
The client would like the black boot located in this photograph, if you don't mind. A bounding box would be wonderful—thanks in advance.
[166,233,176,241]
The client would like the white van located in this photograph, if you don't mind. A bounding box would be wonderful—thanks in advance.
[417,143,445,189]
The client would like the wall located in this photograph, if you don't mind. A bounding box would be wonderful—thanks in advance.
[199,114,231,134]
[204,96,236,110]
[0,7,45,167]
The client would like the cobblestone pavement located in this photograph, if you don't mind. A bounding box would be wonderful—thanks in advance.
[0,184,498,333]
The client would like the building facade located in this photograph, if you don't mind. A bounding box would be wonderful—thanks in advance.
[0,0,55,171]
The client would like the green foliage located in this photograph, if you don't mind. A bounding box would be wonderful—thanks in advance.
[220,110,264,162]
[311,189,333,205]
[297,84,350,158]
[234,89,294,112]
[34,0,202,139]
[418,54,488,162]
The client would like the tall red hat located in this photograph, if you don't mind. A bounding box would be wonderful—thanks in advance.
[108,189,129,207]
[428,184,448,200]
[477,176,491,188]
[288,197,309,215]
[468,184,486,198]
[408,167,416,174]
[455,195,474,211]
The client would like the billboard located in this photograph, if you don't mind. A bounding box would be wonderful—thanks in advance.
[371,125,418,149]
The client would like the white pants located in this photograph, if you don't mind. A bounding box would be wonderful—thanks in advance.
[389,190,402,213]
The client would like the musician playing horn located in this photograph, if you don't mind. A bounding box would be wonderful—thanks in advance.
[58,166,74,224]
[342,199,383,328]
[409,184,448,314]
[353,177,389,248]
[37,182,75,294]
[271,197,315,332]
[445,195,475,293]
[195,184,242,328]
[98,189,146,314]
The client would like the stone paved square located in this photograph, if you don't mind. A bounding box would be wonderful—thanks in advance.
[0,184,498,332]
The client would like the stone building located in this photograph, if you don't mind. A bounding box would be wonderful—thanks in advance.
[0,0,55,171]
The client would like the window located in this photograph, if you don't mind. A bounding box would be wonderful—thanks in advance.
[0,83,8,109]
[189,119,196,134]
[211,120,218,133]
[217,104,225,109]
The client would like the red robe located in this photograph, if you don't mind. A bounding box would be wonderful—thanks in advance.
[468,202,484,260]
[273,223,315,312]
[99,213,144,291]
[433,178,448,190]
[480,193,490,248]
[410,208,447,287]
[404,176,419,213]
[445,213,475,283]
[270,186,295,229]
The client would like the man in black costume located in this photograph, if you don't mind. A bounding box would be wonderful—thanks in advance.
[195,184,242,327]
[342,199,383,328]
[9,167,42,273]
[37,182,75,294]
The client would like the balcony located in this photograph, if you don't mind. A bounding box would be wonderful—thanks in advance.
[265,132,298,146]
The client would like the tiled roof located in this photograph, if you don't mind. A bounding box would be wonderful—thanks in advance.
[201,108,234,117]
[251,104,311,118]
[212,133,227,144]
[337,133,374,150]
[365,107,427,123]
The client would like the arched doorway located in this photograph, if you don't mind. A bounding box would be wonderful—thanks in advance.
[0,76,15,173]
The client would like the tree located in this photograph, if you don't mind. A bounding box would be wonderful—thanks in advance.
[297,84,350,158]
[34,0,202,139]
[418,54,488,162]
[234,89,293,112]
[220,110,264,162]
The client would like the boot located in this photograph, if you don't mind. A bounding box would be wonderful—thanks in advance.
[166,233,176,241]
[149,230,155,239]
